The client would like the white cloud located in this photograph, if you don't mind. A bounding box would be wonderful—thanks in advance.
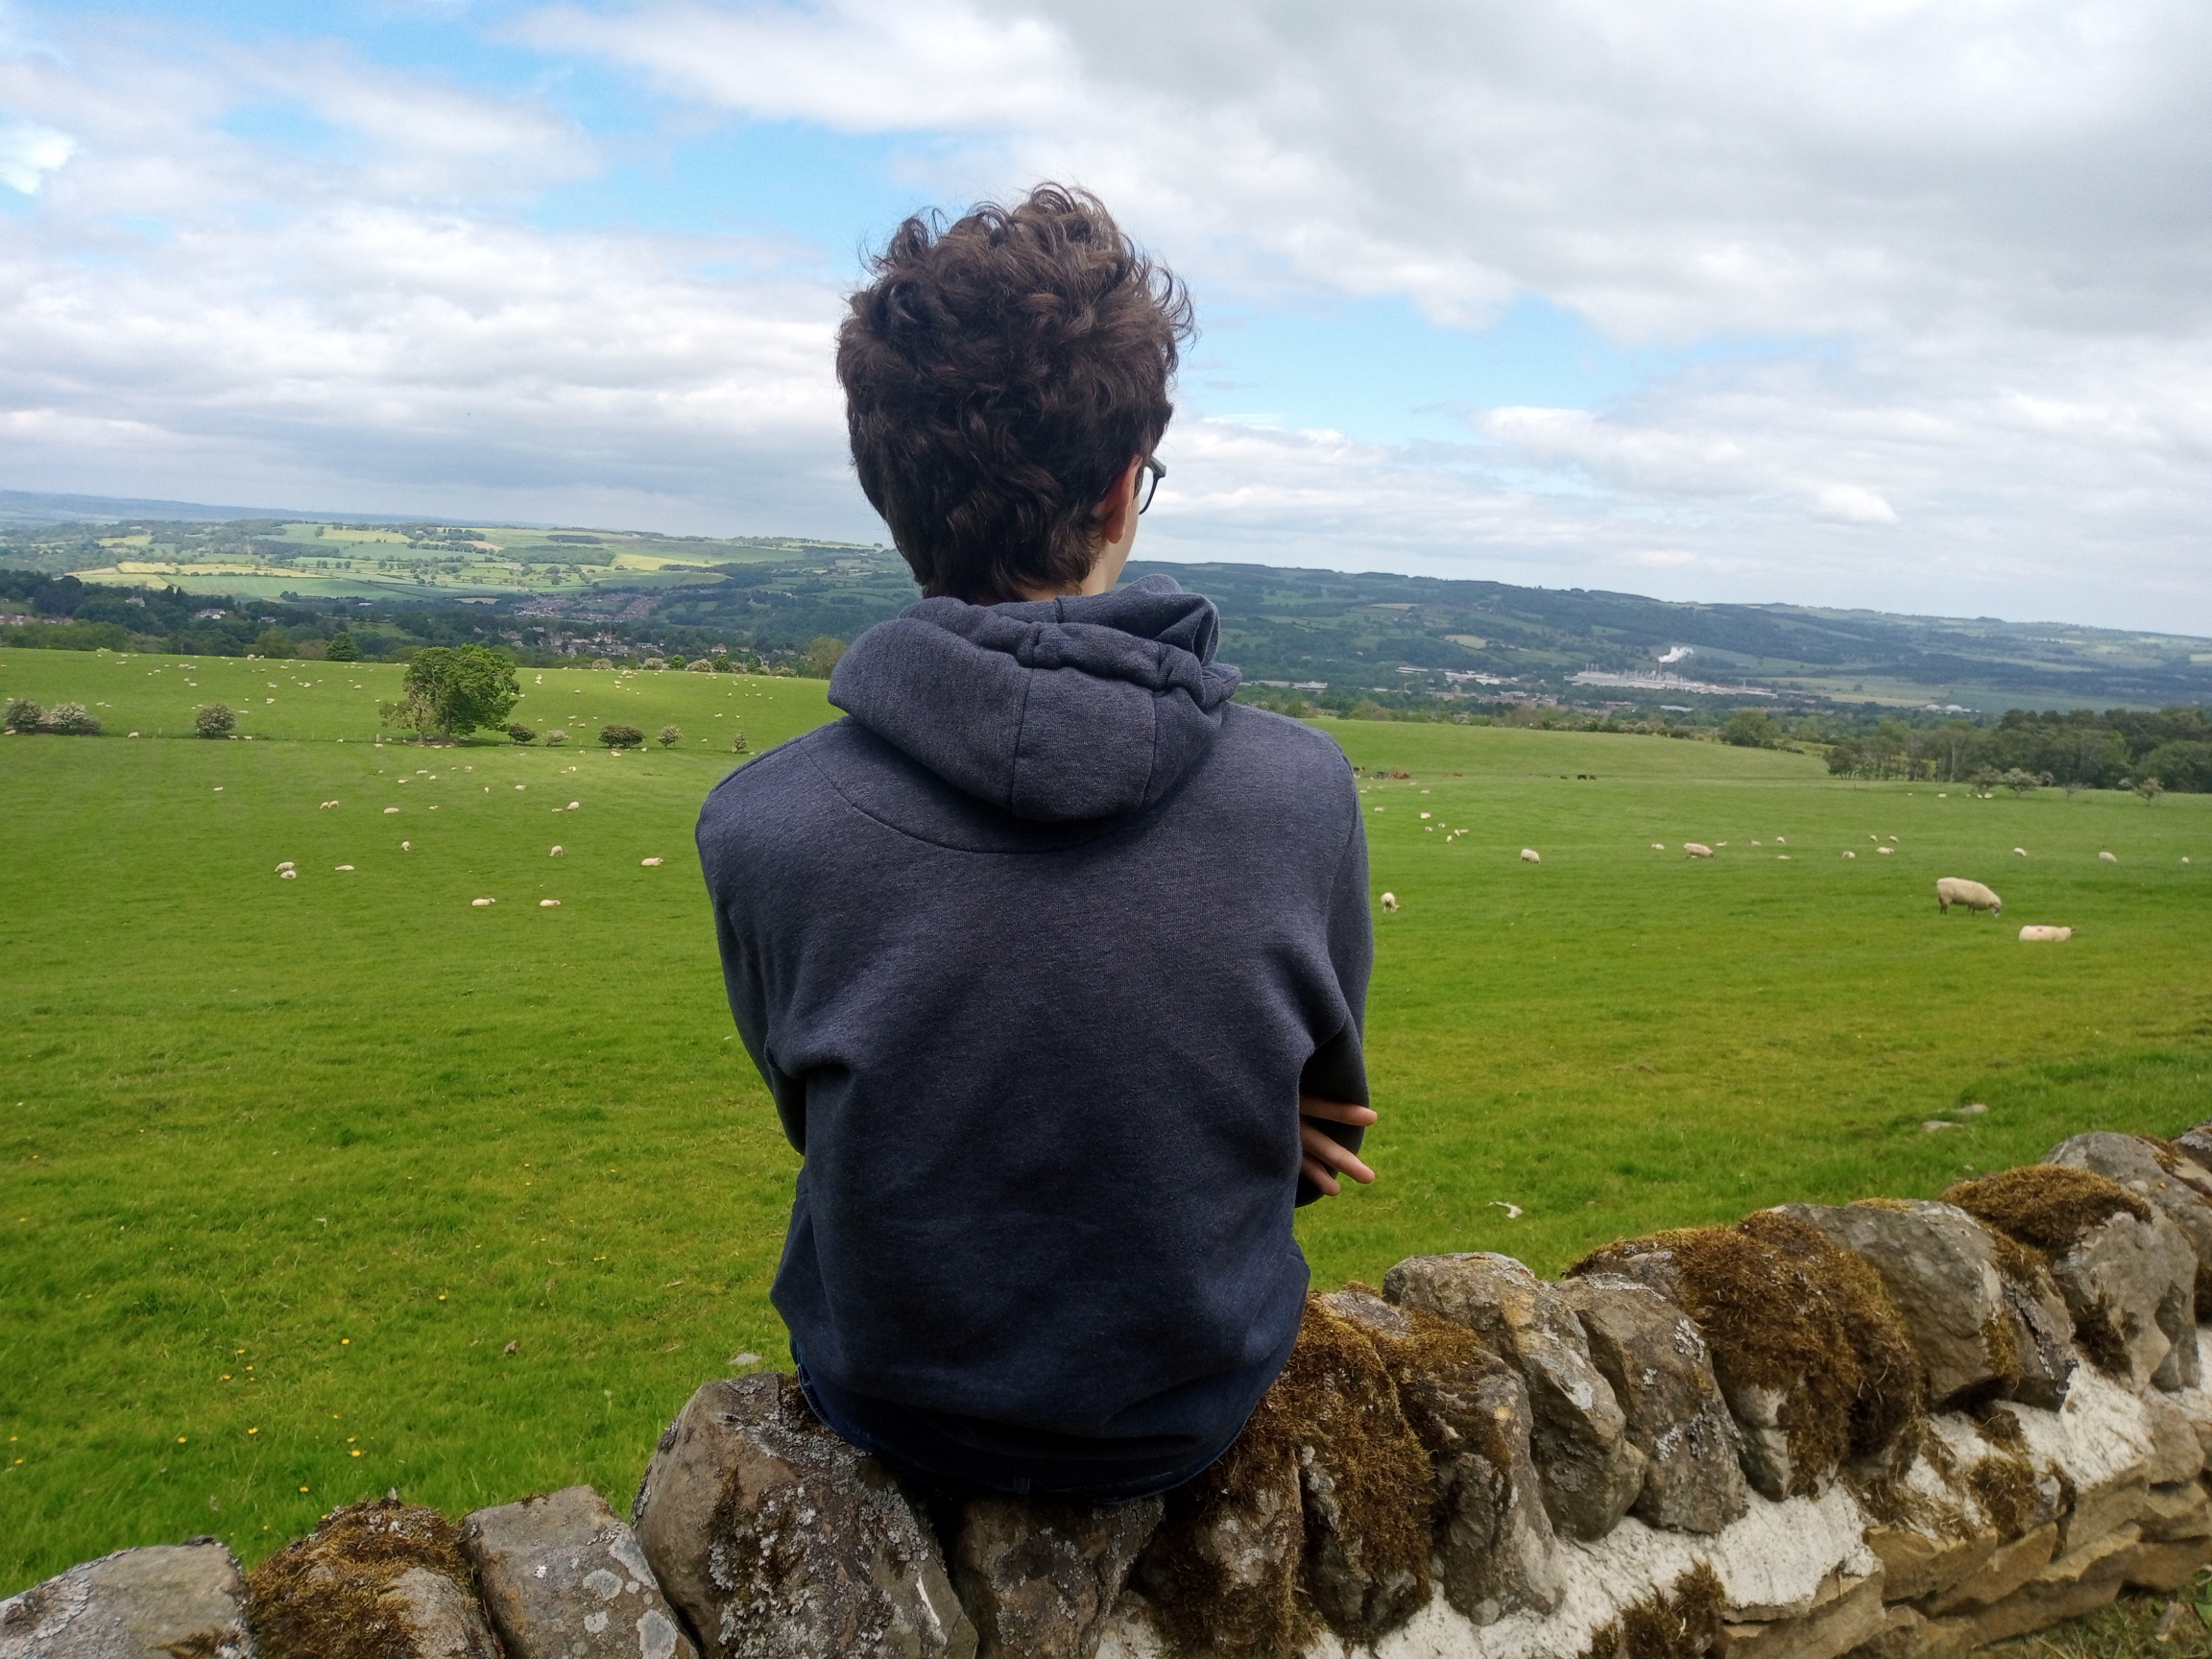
[0,118,71,192]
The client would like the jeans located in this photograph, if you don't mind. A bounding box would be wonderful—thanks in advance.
[791,1348,1242,1505]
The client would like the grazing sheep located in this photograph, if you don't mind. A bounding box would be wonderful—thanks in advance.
[2099,850,2118,863]
[1936,877,2003,916]
[335,865,354,872]
[471,897,495,907]
[1520,848,1541,864]
[2013,847,2028,857]
[1380,892,1399,912]
[1842,850,1856,859]
[275,861,295,874]
[320,800,338,809]
[1651,842,1666,851]
[641,856,664,867]
[1683,843,1714,858]
[400,841,412,852]
[2018,925,2073,942]
[540,899,561,907]
[550,845,564,855]
[1877,846,1893,854]
[278,870,297,879]
[1774,837,1787,845]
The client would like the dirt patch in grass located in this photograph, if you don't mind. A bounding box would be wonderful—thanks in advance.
[1573,1211,1920,1495]
[245,1495,475,1659]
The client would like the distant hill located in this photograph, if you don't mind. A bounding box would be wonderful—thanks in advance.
[2,503,2204,711]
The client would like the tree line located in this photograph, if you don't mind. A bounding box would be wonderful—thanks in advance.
[1823,706,2212,792]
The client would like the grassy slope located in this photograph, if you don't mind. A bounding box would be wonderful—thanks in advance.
[2,650,2207,1588]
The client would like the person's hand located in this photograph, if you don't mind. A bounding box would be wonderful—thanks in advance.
[1299,1096,1378,1196]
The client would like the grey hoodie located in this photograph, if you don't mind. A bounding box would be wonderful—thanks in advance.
[695,575,1371,1491]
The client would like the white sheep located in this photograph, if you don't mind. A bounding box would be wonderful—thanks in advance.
[1380,892,1399,912]
[1842,850,1856,859]
[2099,851,2118,863]
[2013,847,2028,857]
[550,846,565,856]
[540,899,561,908]
[1936,877,2003,916]
[1651,842,1667,852]
[278,870,297,879]
[471,897,495,907]
[1683,843,1714,859]
[641,856,664,867]
[2018,925,2073,942]
[320,800,338,809]
[1877,846,1893,854]
[1520,849,1541,864]
[335,864,354,872]
[275,861,295,874]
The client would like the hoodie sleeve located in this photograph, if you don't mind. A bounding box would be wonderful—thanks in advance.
[1294,789,1374,1206]
[700,809,810,1154]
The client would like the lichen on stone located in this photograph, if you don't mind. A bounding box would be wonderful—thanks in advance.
[245,1495,475,1659]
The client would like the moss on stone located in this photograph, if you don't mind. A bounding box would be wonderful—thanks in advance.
[1573,1212,1921,1495]
[1577,1562,1726,1659]
[1944,1166,2152,1254]
[245,1495,473,1659]
[1147,1294,1441,1658]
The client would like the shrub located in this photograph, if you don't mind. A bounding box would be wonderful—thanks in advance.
[1999,768,2048,797]
[600,724,644,749]
[641,657,667,670]
[731,732,749,754]
[5,696,42,731]
[666,655,686,670]
[45,702,100,735]
[591,658,613,671]
[194,703,237,738]
[1719,709,1784,749]
[325,631,359,661]
[658,724,681,749]
[507,724,536,744]
[687,658,713,672]
[544,728,568,747]
[711,656,735,673]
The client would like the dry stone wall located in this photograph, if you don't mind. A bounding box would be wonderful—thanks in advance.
[12,1125,2212,1659]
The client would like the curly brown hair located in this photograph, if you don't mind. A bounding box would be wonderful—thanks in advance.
[836,183,1193,603]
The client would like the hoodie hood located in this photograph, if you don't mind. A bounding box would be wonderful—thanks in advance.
[828,574,1240,822]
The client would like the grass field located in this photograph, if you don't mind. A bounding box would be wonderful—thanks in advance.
[3,646,2208,1592]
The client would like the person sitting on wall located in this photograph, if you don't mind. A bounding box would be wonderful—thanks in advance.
[695,182,1378,1502]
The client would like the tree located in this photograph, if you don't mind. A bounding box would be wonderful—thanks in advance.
[2132,775,2165,805]
[1999,768,2046,797]
[326,631,359,661]
[658,724,681,749]
[507,724,536,744]
[545,729,567,746]
[254,627,295,658]
[398,645,520,738]
[194,703,236,737]
[803,636,847,678]
[601,724,644,749]
[730,731,749,753]
[1719,709,1783,748]
[5,697,40,731]
[45,702,100,734]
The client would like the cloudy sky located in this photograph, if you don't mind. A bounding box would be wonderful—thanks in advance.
[3,0,2209,631]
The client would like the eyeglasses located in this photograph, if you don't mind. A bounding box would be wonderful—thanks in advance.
[1135,455,1166,515]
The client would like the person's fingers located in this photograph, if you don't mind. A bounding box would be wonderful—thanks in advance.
[1301,1154,1343,1196]
[1298,1095,1379,1126]
[1300,1121,1376,1185]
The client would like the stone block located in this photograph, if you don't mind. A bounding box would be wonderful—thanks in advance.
[2172,1122,2212,1182]
[1558,1274,1749,1533]
[1962,1525,2138,1646]
[1777,1202,2016,1409]
[2060,1470,2150,1555]
[2059,1209,2199,1391]
[1997,1262,2079,1409]
[1718,1571,1887,1659]
[2142,1387,2207,1484]
[2137,1480,2212,1542]
[1133,1431,1306,1659]
[0,1540,255,1659]
[1836,1604,1975,1659]
[632,1374,975,1659]
[2048,1132,2212,1312]
[1320,1286,1561,1624]
[1917,1521,2056,1616]
[1863,1527,1996,1604]
[2119,1531,2212,1592]
[951,1495,1159,1659]
[463,1484,697,1659]
[1383,1252,1647,1539]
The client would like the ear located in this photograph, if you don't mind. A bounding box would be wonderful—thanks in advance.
[1092,458,1142,549]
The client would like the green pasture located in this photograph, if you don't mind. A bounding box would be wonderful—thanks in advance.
[3,648,2208,1590]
